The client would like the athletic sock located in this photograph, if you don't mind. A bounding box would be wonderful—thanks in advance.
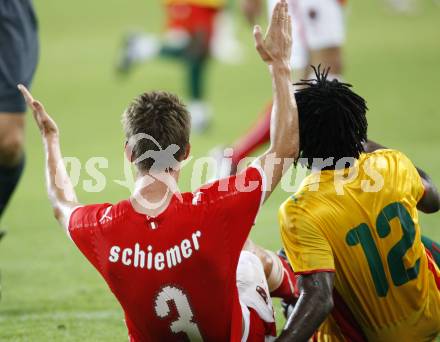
[231,103,272,167]
[160,45,186,59]
[266,251,298,302]
[0,156,25,219]
[187,56,206,101]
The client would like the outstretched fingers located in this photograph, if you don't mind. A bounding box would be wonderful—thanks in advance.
[18,84,45,124]
[254,25,271,62]
[17,84,58,137]
[271,2,281,27]
[17,84,35,108]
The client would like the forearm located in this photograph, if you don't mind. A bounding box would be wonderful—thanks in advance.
[17,84,80,227]
[277,293,333,341]
[277,272,335,341]
[256,63,298,200]
[269,63,299,159]
[44,135,78,226]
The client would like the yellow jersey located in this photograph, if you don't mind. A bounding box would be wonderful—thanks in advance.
[279,149,440,341]
[164,0,225,9]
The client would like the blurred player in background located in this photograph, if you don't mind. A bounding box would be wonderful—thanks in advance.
[277,68,440,341]
[117,0,242,133]
[212,0,346,176]
[22,2,300,339]
[0,0,39,298]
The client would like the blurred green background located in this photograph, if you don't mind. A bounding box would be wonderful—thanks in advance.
[0,0,439,340]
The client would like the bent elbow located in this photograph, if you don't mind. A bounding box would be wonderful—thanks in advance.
[433,196,440,213]
[322,295,334,316]
[428,202,440,214]
[311,291,334,318]
[283,133,300,160]
[418,197,440,214]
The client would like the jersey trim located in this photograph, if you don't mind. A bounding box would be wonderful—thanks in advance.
[294,269,336,275]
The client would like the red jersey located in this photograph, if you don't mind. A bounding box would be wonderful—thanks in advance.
[68,166,265,341]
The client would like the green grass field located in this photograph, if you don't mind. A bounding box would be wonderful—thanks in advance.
[0,0,439,340]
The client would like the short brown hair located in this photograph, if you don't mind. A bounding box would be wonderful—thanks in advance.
[122,91,190,172]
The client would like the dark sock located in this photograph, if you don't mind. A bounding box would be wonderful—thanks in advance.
[0,156,25,219]
[159,45,186,59]
[187,56,206,100]
[421,235,440,268]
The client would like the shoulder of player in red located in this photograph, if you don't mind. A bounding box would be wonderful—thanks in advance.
[68,165,265,231]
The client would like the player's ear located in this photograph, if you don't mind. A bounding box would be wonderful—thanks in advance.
[183,144,191,161]
[124,141,134,163]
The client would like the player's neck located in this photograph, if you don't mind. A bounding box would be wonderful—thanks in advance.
[129,170,181,217]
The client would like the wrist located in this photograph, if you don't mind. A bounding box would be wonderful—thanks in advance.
[43,133,60,144]
[269,62,292,77]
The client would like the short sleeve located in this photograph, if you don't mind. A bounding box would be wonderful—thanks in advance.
[223,166,265,216]
[68,203,112,271]
[279,199,335,274]
[394,151,425,203]
[199,166,265,252]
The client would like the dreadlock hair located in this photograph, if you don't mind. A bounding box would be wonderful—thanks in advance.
[294,65,368,169]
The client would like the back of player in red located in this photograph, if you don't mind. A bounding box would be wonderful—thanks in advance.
[69,167,274,341]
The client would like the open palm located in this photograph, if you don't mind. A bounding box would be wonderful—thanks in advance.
[253,0,292,66]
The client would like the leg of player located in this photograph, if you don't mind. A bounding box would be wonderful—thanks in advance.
[0,0,39,302]
[308,46,343,80]
[0,114,26,225]
[0,0,38,238]
[243,240,298,302]
[422,235,440,268]
[184,30,212,133]
[117,28,212,134]
[209,109,271,179]
[229,104,272,170]
[236,250,277,340]
[301,0,346,81]
[0,116,24,242]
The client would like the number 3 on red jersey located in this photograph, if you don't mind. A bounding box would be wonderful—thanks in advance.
[154,286,203,340]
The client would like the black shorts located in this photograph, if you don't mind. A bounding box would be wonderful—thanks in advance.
[0,0,39,113]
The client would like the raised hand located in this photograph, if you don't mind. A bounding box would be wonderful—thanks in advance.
[17,84,59,138]
[253,0,292,66]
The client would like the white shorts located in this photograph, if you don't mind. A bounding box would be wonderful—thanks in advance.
[236,251,275,342]
[268,0,346,69]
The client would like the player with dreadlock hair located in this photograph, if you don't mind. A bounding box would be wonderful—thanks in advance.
[294,64,367,169]
[277,65,440,341]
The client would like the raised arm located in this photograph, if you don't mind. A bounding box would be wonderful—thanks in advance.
[253,0,299,201]
[363,139,440,213]
[18,85,80,231]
